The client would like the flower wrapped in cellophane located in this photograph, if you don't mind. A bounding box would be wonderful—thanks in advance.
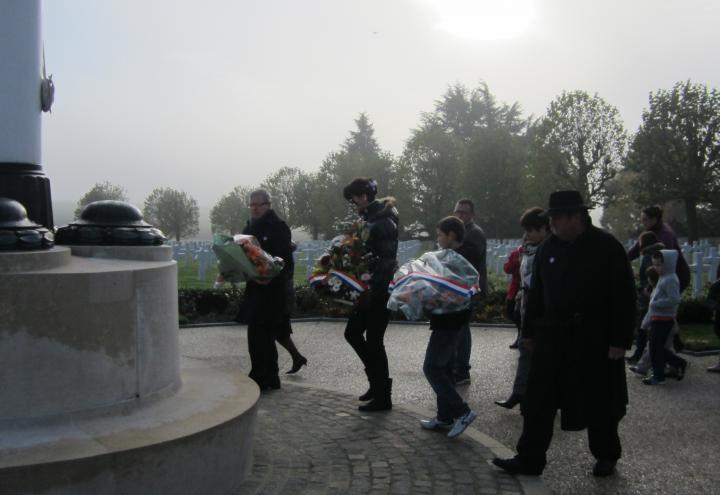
[387,249,479,321]
[212,233,285,283]
[309,221,372,305]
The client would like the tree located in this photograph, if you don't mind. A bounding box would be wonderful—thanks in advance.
[462,127,530,238]
[143,188,199,241]
[402,123,464,233]
[261,167,305,227]
[403,82,531,236]
[74,181,128,218]
[529,91,628,207]
[312,113,396,238]
[210,186,254,235]
[627,80,720,241]
[599,170,642,240]
[290,171,324,239]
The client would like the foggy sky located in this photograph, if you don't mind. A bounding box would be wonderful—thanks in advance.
[41,0,720,209]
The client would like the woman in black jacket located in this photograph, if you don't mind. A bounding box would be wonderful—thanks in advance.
[342,178,398,411]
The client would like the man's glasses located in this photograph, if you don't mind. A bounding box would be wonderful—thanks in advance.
[248,202,269,208]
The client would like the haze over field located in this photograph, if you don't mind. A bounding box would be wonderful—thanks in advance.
[42,0,720,216]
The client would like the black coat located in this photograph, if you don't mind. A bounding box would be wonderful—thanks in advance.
[522,225,636,430]
[242,209,293,326]
[359,198,399,307]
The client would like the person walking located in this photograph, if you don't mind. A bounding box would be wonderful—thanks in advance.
[640,250,688,385]
[626,231,666,364]
[276,241,307,374]
[343,178,399,412]
[420,216,479,438]
[503,244,523,349]
[452,199,487,383]
[492,190,636,478]
[495,207,549,409]
[707,270,720,373]
[242,189,295,391]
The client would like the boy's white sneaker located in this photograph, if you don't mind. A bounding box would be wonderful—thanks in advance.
[420,417,452,430]
[448,410,477,438]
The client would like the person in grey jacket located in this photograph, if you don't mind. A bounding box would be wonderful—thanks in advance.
[641,249,688,385]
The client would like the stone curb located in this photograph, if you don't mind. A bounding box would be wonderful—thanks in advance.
[180,318,516,329]
[286,381,553,495]
[179,321,720,355]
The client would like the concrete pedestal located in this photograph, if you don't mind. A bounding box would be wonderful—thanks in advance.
[0,246,258,494]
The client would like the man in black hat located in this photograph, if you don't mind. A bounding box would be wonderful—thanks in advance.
[492,190,636,478]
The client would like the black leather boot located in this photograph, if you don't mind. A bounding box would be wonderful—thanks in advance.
[358,378,392,412]
[494,393,522,409]
[358,368,374,401]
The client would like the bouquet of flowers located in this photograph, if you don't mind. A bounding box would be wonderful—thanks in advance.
[212,234,285,283]
[387,249,479,321]
[309,221,372,305]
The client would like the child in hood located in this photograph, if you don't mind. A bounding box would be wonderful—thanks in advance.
[640,249,689,385]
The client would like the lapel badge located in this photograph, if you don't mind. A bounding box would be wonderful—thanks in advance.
[549,257,555,264]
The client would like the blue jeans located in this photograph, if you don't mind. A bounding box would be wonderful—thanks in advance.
[424,330,470,422]
[454,323,471,377]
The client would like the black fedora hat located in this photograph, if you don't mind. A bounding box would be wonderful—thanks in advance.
[543,190,589,216]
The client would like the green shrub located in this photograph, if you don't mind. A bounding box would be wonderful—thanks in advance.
[677,298,713,324]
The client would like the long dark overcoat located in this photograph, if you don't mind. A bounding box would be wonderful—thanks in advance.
[522,225,636,431]
[242,209,293,327]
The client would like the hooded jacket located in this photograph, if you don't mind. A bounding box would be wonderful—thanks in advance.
[642,249,681,328]
[627,222,690,292]
[360,197,399,304]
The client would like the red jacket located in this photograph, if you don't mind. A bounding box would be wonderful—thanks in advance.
[503,246,523,301]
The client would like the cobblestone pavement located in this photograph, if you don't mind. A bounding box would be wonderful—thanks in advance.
[181,322,720,495]
[234,385,528,495]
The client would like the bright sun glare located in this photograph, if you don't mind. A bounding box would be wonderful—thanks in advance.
[425,0,536,42]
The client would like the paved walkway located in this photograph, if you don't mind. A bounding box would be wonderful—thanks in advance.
[235,384,536,495]
[181,322,720,495]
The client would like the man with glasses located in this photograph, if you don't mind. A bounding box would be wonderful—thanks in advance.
[242,189,294,391]
[452,199,487,385]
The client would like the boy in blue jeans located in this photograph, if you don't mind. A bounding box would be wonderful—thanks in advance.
[420,216,479,438]
[641,249,688,385]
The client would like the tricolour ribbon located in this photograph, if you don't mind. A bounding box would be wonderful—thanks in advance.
[389,271,479,298]
[309,270,368,292]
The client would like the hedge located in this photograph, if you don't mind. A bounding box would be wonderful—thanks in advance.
[178,286,716,327]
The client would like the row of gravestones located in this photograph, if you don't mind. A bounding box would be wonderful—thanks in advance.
[167,239,425,284]
[486,239,720,299]
[168,238,720,298]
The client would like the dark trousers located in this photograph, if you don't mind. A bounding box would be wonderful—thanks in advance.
[455,301,480,375]
[649,319,686,380]
[247,321,279,388]
[512,339,532,396]
[517,410,621,471]
[344,304,390,384]
[454,323,471,375]
[424,330,470,422]
[631,327,648,359]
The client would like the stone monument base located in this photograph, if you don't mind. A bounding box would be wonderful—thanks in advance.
[0,245,259,494]
[0,365,258,495]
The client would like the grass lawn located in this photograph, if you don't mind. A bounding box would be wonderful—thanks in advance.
[177,260,310,290]
[680,323,720,352]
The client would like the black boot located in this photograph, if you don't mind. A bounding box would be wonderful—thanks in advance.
[494,393,522,409]
[358,368,373,401]
[359,378,392,412]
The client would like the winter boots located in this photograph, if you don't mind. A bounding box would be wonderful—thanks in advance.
[358,378,392,412]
